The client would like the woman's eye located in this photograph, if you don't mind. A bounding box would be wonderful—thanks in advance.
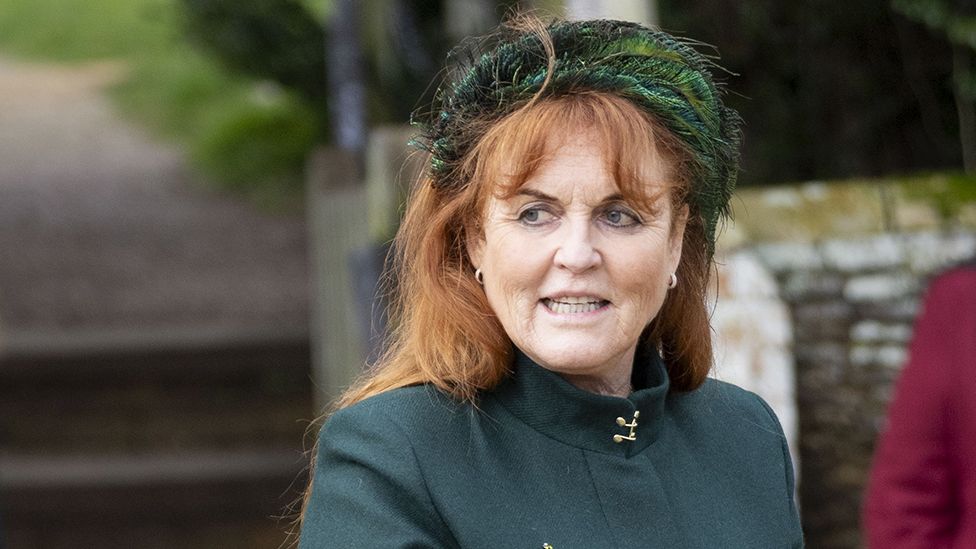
[518,207,554,225]
[602,207,640,227]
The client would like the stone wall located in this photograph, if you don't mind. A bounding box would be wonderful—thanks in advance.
[713,175,976,549]
[711,251,799,469]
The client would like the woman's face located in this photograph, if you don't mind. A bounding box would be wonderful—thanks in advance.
[468,127,687,390]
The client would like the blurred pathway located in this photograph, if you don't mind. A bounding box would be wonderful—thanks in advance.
[0,55,310,549]
[0,55,308,343]
[0,57,178,193]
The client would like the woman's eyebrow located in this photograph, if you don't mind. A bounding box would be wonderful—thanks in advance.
[516,189,629,203]
[516,188,557,201]
[600,193,626,203]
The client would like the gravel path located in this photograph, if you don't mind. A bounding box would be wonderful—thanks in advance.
[0,56,309,343]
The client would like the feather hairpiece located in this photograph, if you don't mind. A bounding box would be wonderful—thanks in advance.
[412,18,742,254]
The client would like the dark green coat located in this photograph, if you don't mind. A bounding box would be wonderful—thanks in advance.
[300,350,804,548]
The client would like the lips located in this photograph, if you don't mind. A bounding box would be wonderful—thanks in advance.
[542,296,610,314]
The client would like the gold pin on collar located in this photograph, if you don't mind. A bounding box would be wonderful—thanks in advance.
[613,410,640,443]
[543,544,554,549]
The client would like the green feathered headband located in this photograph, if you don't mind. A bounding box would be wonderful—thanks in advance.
[413,19,742,254]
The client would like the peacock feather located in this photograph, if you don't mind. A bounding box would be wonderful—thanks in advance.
[412,19,742,256]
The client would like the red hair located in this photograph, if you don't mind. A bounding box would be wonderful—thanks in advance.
[335,91,713,409]
[296,91,717,537]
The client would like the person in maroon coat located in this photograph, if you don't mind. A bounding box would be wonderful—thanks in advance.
[863,263,976,548]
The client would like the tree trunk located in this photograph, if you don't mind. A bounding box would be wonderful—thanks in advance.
[953,45,976,174]
[326,0,367,158]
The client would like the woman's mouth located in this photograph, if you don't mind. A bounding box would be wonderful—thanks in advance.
[542,296,610,314]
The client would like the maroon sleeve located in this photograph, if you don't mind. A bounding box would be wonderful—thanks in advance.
[862,267,976,549]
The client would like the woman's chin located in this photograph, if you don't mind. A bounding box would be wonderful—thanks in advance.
[520,338,631,378]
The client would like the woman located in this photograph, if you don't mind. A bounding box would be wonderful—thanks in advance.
[300,16,803,548]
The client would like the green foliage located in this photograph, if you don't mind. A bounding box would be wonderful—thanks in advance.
[897,171,976,220]
[178,0,460,132]
[299,0,334,21]
[659,0,963,184]
[0,0,178,61]
[0,0,319,208]
[892,0,976,48]
[360,0,450,124]
[10,0,965,195]
[191,94,319,205]
[180,0,327,107]
[110,44,319,208]
[111,46,240,138]
[894,0,976,174]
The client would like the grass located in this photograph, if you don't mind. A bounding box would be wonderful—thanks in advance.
[0,0,321,210]
[0,0,177,61]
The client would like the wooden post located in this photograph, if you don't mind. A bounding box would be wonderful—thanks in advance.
[306,130,422,411]
[359,126,426,362]
[365,125,424,242]
[306,148,368,411]
[326,0,367,156]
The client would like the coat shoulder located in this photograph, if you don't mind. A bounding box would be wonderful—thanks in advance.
[667,377,786,442]
[327,384,477,443]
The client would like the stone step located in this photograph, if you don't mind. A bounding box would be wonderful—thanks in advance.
[0,329,316,547]
[1,450,308,548]
[0,330,314,453]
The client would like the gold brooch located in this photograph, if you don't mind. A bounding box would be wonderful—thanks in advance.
[613,410,640,443]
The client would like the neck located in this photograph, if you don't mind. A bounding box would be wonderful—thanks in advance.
[559,372,633,397]
[516,346,638,398]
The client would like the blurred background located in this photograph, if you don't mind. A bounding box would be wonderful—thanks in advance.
[0,0,973,547]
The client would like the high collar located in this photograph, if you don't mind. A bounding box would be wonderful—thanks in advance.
[490,346,670,457]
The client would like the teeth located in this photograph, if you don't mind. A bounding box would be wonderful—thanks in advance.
[543,298,606,314]
[552,296,600,304]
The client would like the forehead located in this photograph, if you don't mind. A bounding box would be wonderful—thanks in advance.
[513,129,669,200]
[481,102,676,210]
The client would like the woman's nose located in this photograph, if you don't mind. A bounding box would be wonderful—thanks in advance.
[553,220,601,273]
